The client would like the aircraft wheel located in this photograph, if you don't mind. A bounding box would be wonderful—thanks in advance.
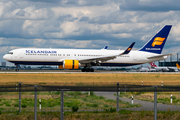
[90,68,94,72]
[86,68,90,72]
[15,69,19,72]
[82,68,86,72]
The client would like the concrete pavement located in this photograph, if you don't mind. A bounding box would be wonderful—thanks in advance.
[95,92,180,111]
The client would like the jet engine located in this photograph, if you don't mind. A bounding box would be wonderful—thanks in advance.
[59,60,80,69]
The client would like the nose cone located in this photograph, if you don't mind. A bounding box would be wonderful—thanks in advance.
[3,54,9,61]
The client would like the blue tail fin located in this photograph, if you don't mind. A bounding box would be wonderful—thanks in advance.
[139,25,172,54]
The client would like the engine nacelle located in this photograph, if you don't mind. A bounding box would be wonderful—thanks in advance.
[59,60,80,69]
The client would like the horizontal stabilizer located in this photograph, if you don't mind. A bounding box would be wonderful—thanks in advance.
[147,53,173,59]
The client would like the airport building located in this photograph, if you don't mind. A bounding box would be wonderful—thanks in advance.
[159,54,180,67]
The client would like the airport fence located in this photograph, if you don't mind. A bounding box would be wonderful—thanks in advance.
[1,82,180,120]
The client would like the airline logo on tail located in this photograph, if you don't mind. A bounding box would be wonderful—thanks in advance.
[176,63,180,69]
[150,62,157,67]
[127,48,132,51]
[151,37,165,47]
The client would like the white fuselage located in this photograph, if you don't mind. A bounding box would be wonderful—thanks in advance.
[3,48,167,67]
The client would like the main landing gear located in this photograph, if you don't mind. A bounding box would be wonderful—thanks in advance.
[15,64,19,72]
[81,67,94,72]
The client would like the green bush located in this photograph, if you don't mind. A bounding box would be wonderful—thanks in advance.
[104,107,116,113]
[109,107,116,112]
[21,104,27,108]
[172,96,176,100]
[99,96,105,99]
[55,91,60,95]
[134,92,141,95]
[65,102,74,107]
[72,105,79,112]
[90,91,94,96]
[4,101,11,107]
[86,103,98,107]
[104,104,109,108]
[14,104,19,107]
[105,99,114,103]
[92,104,98,107]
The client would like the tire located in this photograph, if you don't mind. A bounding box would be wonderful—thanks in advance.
[90,68,94,72]
[81,68,86,72]
[86,68,90,72]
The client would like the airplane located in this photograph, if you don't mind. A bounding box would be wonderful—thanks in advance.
[147,66,157,72]
[3,25,173,72]
[150,62,178,72]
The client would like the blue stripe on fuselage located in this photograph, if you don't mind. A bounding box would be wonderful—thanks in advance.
[9,61,63,65]
[9,61,141,66]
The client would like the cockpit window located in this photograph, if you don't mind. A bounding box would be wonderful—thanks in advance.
[8,52,13,55]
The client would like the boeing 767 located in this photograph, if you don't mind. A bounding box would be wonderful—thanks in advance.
[3,25,172,72]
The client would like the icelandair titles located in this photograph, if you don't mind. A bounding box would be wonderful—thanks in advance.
[26,50,57,54]
[146,48,161,50]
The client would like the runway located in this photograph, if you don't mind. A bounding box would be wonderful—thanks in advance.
[0,70,180,74]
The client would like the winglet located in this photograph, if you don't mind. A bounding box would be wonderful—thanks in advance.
[120,42,135,55]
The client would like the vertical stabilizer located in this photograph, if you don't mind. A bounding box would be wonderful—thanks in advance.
[176,63,180,69]
[150,62,157,67]
[139,25,172,54]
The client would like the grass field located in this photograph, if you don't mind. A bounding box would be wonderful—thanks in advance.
[0,110,180,120]
[0,73,180,85]
[0,91,140,112]
[0,73,180,119]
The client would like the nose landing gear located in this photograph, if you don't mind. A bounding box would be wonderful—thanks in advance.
[15,64,19,72]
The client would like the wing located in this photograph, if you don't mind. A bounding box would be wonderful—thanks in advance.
[78,42,135,63]
[57,42,135,64]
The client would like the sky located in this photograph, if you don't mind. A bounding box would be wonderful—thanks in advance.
[1,0,180,66]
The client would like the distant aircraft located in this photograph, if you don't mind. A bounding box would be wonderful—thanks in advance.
[176,63,180,71]
[3,25,173,72]
[147,66,156,72]
[150,62,178,72]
